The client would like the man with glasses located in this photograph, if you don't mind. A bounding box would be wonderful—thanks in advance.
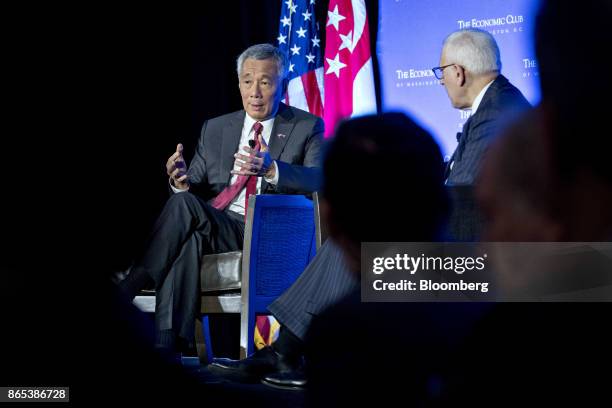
[433,28,530,185]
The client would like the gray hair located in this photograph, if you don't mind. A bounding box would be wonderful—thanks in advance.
[236,43,288,80]
[443,29,501,75]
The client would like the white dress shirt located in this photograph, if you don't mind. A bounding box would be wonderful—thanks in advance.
[469,79,494,116]
[171,113,280,216]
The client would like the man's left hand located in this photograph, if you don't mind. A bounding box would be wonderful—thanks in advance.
[232,133,275,178]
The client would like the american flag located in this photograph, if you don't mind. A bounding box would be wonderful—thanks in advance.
[277,0,377,137]
[324,0,377,136]
[278,0,325,118]
[257,0,325,347]
[256,0,376,348]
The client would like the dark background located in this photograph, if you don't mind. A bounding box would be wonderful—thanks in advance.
[1,5,380,374]
[2,2,611,400]
[1,1,380,385]
[2,1,379,275]
[0,1,382,281]
[1,1,381,301]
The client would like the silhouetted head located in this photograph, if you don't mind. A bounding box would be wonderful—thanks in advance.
[322,112,448,271]
[477,108,560,241]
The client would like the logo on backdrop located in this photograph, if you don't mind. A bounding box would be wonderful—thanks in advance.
[377,0,541,157]
[457,14,526,36]
[522,58,539,78]
[394,67,439,89]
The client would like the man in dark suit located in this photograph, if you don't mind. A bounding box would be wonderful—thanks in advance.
[119,43,323,352]
[439,4,612,405]
[433,28,530,241]
[433,28,531,186]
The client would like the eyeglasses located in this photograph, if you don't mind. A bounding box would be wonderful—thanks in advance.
[431,64,456,80]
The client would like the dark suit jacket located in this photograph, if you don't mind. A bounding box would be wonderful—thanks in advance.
[445,74,531,185]
[187,102,324,201]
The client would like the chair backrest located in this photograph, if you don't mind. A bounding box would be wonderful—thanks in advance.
[239,194,317,357]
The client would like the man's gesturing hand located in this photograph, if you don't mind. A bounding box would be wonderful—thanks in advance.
[231,133,276,179]
[166,143,189,190]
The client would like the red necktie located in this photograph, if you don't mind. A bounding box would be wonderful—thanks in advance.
[210,122,263,213]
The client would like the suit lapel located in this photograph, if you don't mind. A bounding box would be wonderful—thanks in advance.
[454,75,504,161]
[448,76,505,180]
[454,114,474,162]
[268,103,295,160]
[444,151,455,182]
[221,111,245,185]
[473,75,504,115]
[263,103,296,191]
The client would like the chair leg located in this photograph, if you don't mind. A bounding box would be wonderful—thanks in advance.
[239,306,249,359]
[196,315,214,364]
[247,310,256,357]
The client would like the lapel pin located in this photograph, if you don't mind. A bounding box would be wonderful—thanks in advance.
[277,133,286,139]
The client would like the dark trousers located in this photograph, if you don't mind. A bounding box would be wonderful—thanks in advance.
[133,192,244,346]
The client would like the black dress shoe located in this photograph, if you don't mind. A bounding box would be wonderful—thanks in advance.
[208,346,300,383]
[262,369,307,390]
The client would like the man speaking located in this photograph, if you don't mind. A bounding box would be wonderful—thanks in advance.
[119,43,323,354]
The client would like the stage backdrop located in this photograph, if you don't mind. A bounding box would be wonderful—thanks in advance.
[377,0,541,159]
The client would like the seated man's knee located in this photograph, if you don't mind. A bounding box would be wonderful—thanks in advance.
[166,191,200,210]
[164,192,216,222]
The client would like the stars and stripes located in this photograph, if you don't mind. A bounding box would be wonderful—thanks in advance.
[256,0,326,349]
[257,0,378,351]
[278,0,324,118]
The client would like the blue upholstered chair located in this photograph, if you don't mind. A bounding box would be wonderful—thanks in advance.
[200,194,320,361]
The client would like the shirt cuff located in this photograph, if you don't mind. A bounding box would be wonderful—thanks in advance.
[264,161,280,185]
[169,178,189,193]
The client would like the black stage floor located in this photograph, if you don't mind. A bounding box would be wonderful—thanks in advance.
[182,357,305,407]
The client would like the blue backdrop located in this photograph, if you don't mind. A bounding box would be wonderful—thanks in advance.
[377,0,541,158]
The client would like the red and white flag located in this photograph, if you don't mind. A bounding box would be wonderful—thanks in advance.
[324,0,377,137]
